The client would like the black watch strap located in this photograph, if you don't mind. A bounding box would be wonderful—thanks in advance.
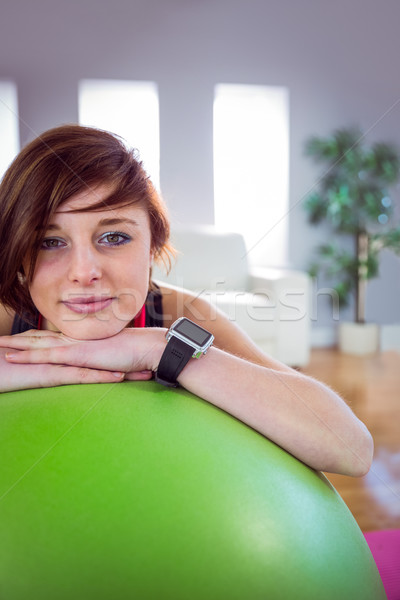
[155,336,195,387]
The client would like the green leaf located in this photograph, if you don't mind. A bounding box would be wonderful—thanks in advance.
[305,137,338,161]
[334,280,354,306]
[304,192,328,223]
[371,143,400,183]
[374,228,400,254]
[303,127,400,310]
[365,252,380,279]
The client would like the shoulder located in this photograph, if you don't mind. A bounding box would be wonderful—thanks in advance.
[158,282,214,326]
[0,304,15,336]
[157,282,292,371]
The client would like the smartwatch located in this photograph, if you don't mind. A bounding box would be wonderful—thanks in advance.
[155,317,214,387]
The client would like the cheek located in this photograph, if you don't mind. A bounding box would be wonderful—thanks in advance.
[29,259,56,291]
[122,253,152,293]
[28,259,61,310]
[111,248,152,300]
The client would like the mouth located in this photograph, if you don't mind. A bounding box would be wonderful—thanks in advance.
[62,296,114,315]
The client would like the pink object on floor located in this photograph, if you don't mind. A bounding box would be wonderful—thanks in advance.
[364,529,400,600]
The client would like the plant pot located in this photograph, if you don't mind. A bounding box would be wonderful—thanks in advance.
[338,322,380,356]
[380,323,400,352]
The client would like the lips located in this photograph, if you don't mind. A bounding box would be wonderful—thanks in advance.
[62,296,114,315]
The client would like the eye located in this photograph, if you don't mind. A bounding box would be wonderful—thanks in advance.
[41,237,66,250]
[99,231,132,246]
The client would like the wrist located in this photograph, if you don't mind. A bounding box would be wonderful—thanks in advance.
[154,318,214,387]
[123,327,167,373]
[146,327,168,372]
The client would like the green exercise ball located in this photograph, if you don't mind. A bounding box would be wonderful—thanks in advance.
[0,382,385,600]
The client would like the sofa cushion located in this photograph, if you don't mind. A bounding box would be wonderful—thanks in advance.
[199,290,277,340]
[159,226,250,291]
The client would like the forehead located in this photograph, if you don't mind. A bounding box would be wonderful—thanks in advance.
[54,184,149,222]
[57,183,132,212]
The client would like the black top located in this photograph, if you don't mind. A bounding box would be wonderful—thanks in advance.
[11,284,164,334]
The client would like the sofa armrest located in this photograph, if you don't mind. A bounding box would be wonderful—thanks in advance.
[248,267,311,366]
[248,267,310,320]
[249,266,310,287]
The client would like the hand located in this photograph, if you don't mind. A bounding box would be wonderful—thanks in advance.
[0,328,166,388]
[0,345,127,392]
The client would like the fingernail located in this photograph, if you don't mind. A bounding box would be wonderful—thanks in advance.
[5,353,16,360]
[112,372,124,378]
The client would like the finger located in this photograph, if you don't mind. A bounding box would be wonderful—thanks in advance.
[2,329,55,339]
[39,365,125,387]
[1,364,125,392]
[0,333,68,350]
[5,345,132,373]
[124,370,153,381]
[5,346,83,365]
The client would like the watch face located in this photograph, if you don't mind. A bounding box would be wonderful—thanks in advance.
[173,318,212,347]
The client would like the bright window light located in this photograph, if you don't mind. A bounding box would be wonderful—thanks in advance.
[213,84,289,267]
[0,81,19,180]
[79,79,160,189]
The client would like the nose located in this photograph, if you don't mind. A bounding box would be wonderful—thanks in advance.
[67,245,102,285]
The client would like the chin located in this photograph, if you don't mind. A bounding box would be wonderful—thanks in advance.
[57,319,128,341]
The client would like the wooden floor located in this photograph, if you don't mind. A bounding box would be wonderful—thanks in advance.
[301,348,400,532]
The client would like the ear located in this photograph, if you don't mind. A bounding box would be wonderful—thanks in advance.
[17,269,27,284]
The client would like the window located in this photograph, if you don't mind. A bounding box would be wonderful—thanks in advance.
[0,81,19,180]
[213,84,289,266]
[78,79,160,189]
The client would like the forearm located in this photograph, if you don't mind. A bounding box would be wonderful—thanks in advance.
[176,346,373,476]
[0,345,126,392]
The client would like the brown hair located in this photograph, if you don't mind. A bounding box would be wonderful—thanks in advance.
[0,124,172,320]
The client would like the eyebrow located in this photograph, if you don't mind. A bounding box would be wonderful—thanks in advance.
[44,217,140,231]
[98,217,140,228]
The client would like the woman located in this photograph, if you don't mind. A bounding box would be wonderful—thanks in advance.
[0,124,373,476]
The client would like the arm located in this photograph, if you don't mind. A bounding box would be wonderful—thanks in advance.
[161,286,374,476]
[0,306,133,391]
[0,288,373,476]
[177,346,373,477]
[0,304,15,336]
[0,315,130,391]
[0,347,128,392]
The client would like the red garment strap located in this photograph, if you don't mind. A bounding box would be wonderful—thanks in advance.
[133,304,146,328]
[37,313,43,330]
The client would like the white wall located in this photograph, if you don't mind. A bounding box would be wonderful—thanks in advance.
[0,0,399,335]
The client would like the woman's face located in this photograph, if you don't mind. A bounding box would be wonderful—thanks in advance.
[26,184,153,340]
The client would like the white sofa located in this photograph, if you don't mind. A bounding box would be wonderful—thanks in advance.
[152,226,311,366]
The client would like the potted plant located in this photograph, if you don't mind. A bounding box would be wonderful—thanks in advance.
[304,127,400,354]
